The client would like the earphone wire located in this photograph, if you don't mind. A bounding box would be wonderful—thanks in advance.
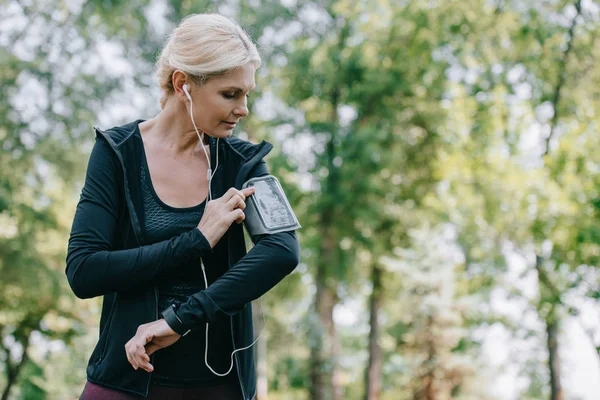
[185,83,263,377]
[200,260,265,376]
[185,84,218,201]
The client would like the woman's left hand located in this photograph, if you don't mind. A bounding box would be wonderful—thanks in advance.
[125,319,181,372]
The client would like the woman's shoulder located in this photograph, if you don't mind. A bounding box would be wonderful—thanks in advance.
[94,119,144,147]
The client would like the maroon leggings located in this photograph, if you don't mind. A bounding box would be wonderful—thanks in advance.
[80,381,243,400]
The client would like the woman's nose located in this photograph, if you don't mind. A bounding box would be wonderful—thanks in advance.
[234,105,249,118]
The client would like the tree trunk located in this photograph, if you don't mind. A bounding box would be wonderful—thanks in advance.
[546,319,563,400]
[253,302,268,400]
[543,0,581,155]
[331,299,342,400]
[364,263,383,400]
[535,256,563,400]
[536,2,581,396]
[309,273,337,400]
[413,315,437,400]
[412,358,437,399]
[1,334,30,400]
[309,18,350,399]
[310,212,338,400]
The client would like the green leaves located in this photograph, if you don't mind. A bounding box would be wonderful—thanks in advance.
[1,0,599,398]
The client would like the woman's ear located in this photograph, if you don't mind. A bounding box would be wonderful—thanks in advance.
[172,70,190,100]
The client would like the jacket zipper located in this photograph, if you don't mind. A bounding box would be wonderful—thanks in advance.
[145,287,159,396]
[230,316,247,399]
[94,127,156,396]
[97,299,117,362]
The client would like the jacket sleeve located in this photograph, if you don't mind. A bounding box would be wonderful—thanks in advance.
[66,136,211,299]
[174,160,300,330]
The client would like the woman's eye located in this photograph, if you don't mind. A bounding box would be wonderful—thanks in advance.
[222,92,250,100]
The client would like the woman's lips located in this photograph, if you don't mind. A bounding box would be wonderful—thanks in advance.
[222,121,236,128]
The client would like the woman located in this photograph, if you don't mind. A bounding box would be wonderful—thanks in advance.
[66,13,300,400]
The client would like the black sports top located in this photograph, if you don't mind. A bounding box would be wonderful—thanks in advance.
[140,146,237,387]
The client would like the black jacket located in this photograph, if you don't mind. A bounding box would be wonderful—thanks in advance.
[66,120,300,399]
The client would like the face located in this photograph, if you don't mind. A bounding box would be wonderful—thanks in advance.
[184,63,256,138]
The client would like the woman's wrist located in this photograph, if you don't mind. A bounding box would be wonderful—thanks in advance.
[194,226,214,251]
[196,226,216,248]
[161,304,190,336]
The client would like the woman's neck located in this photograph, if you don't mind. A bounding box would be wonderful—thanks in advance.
[141,102,208,158]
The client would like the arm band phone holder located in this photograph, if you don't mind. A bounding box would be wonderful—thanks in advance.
[201,175,300,377]
[242,175,301,237]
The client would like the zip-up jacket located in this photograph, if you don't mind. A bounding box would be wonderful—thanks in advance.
[66,120,300,399]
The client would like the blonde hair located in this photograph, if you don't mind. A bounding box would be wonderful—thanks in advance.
[156,13,261,109]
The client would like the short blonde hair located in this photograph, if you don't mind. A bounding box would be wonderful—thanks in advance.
[156,13,261,109]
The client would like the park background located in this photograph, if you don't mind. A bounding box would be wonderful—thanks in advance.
[1,0,600,399]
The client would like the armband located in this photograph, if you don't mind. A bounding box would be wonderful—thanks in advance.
[242,175,301,237]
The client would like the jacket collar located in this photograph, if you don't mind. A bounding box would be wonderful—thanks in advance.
[94,119,272,166]
[93,120,273,241]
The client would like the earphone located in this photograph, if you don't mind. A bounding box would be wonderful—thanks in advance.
[182,82,265,376]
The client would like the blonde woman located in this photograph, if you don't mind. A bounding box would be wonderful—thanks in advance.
[66,13,300,399]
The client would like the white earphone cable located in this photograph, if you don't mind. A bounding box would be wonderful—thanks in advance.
[200,260,265,376]
[184,83,263,377]
[185,84,219,201]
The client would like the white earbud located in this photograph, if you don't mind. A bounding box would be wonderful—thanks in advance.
[183,83,192,101]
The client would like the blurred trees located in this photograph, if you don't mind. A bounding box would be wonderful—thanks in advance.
[1,0,599,399]
[0,1,127,398]
[272,1,451,397]
[415,0,600,398]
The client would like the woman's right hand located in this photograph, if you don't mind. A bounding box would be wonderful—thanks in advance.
[197,187,255,248]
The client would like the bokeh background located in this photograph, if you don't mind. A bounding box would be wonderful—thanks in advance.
[1,0,600,399]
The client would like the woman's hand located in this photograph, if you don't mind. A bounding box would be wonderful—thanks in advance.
[197,186,255,248]
[125,319,181,372]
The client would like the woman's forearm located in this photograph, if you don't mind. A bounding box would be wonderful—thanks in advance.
[175,230,299,330]
[66,227,211,299]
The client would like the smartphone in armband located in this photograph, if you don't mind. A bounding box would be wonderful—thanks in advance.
[242,175,301,237]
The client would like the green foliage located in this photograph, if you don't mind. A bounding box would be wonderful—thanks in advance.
[1,0,599,398]
[17,360,45,400]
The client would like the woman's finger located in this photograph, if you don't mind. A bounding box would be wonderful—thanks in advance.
[241,187,255,198]
[227,194,245,210]
[139,358,154,372]
[133,343,153,372]
[222,187,245,202]
[133,344,144,370]
[237,199,246,210]
[125,340,139,370]
[234,208,246,224]
[126,320,180,372]
[125,349,136,370]
[125,326,153,370]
